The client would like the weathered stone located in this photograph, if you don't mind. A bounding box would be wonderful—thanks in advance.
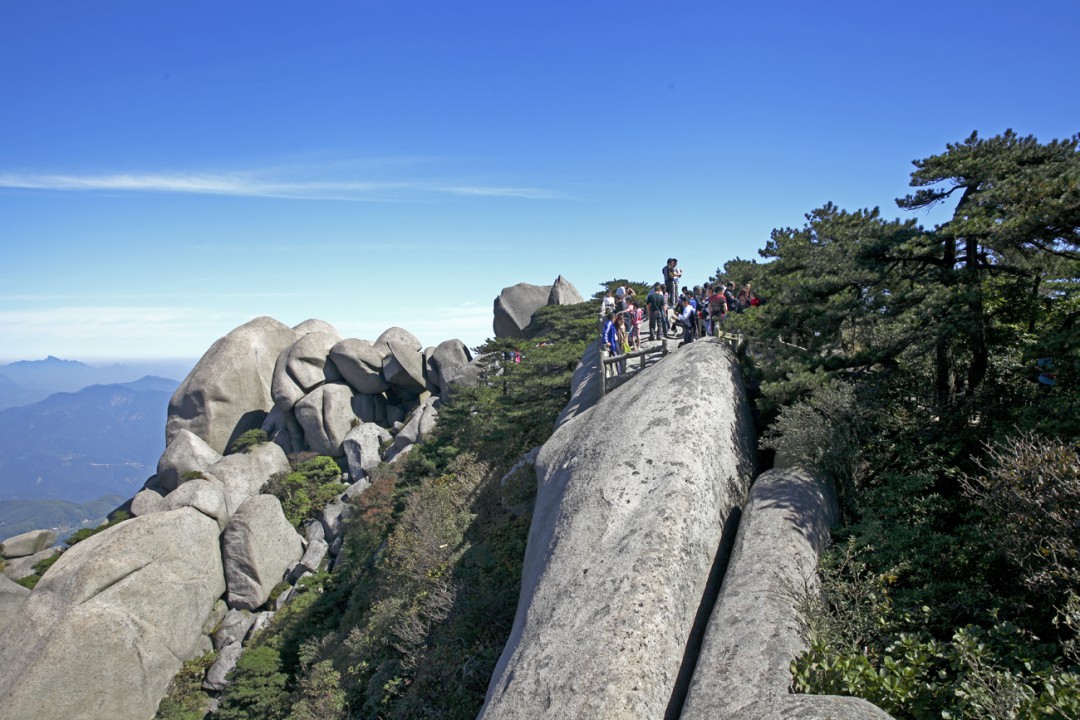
[374,327,422,354]
[554,339,602,430]
[214,609,256,650]
[166,316,297,454]
[329,338,391,394]
[1,529,57,559]
[202,599,228,637]
[385,397,438,462]
[129,487,167,517]
[302,518,326,545]
[294,383,360,456]
[250,610,274,638]
[165,476,230,531]
[0,574,30,633]
[155,428,223,492]
[2,546,61,581]
[383,341,427,395]
[288,538,329,582]
[203,641,244,692]
[271,331,344,411]
[681,467,894,720]
[292,318,341,337]
[547,274,585,305]
[319,499,354,544]
[0,508,225,720]
[351,392,387,424]
[478,339,757,720]
[429,339,474,396]
[343,422,392,483]
[261,404,305,455]
[206,442,290,518]
[222,495,304,611]
[493,282,551,338]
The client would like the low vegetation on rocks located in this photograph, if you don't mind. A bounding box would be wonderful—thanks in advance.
[155,300,597,720]
[729,131,1080,717]
[264,454,347,529]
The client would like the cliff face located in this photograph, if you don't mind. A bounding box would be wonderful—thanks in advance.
[481,339,758,719]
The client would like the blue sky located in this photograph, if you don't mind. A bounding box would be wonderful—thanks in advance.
[2,1,1078,363]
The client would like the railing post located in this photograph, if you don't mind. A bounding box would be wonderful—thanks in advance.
[599,349,608,397]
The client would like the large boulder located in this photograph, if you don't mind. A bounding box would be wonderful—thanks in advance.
[205,442,291,517]
[1,529,57,559]
[374,327,422,354]
[429,339,474,396]
[2,546,61,581]
[0,574,29,633]
[156,428,223,493]
[0,508,225,720]
[547,274,584,305]
[680,467,894,720]
[166,316,297,454]
[261,404,305,455]
[221,495,304,611]
[271,331,344,411]
[385,397,438,462]
[382,341,427,395]
[329,338,391,394]
[553,339,602,430]
[292,318,340,337]
[493,282,551,338]
[478,339,757,720]
[294,383,360,456]
[165,476,231,531]
[343,422,392,484]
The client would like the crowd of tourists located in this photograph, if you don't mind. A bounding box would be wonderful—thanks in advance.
[600,258,759,370]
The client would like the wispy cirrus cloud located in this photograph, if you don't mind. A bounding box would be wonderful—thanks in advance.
[0,169,565,201]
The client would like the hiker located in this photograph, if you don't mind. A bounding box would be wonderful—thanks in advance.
[600,288,615,317]
[677,297,697,345]
[602,311,620,364]
[724,282,738,315]
[627,296,643,350]
[663,258,682,307]
[613,312,629,373]
[646,282,666,341]
[708,284,727,336]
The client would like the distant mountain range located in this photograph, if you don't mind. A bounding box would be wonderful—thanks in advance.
[0,375,181,508]
[0,356,193,410]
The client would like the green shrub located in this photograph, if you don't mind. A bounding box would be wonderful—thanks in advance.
[216,646,290,720]
[229,429,269,454]
[154,651,216,720]
[65,510,131,547]
[793,540,1080,718]
[265,456,346,528]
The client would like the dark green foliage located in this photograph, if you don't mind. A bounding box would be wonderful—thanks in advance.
[212,302,590,719]
[738,131,1080,717]
[215,646,290,720]
[13,552,61,589]
[64,509,131,547]
[264,455,346,528]
[229,428,269,454]
[154,651,216,720]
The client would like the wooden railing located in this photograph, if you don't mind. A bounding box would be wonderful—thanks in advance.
[597,329,807,396]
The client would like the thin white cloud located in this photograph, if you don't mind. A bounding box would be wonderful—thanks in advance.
[0,170,564,202]
[0,306,223,339]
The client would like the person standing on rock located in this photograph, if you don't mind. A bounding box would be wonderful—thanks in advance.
[678,296,697,345]
[601,288,615,318]
[646,283,665,341]
[602,311,622,373]
[663,258,682,307]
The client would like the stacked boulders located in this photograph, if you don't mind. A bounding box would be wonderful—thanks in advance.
[493,275,585,338]
[0,314,489,720]
[1,529,61,583]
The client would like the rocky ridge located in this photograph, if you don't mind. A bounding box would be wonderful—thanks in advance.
[0,274,894,719]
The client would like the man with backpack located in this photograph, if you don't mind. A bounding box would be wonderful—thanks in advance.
[646,283,667,341]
